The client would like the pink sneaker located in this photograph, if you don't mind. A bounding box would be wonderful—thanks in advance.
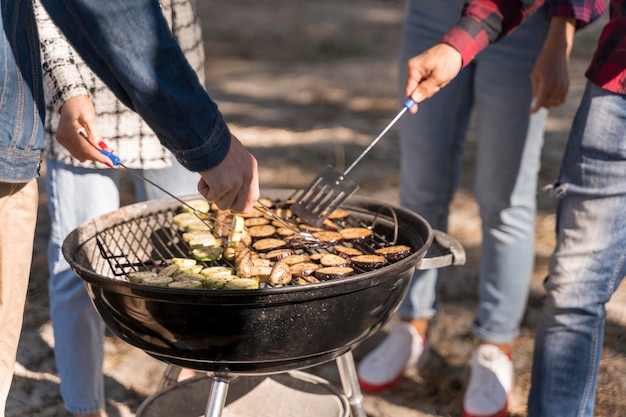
[357,322,425,393]
[462,344,513,417]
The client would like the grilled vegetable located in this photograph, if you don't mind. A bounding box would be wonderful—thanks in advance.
[200,266,234,278]
[127,271,157,283]
[351,254,387,270]
[224,278,259,290]
[265,248,294,261]
[180,264,204,274]
[315,266,354,280]
[202,274,234,289]
[157,264,180,277]
[289,262,320,278]
[319,253,350,267]
[173,212,198,229]
[168,280,203,290]
[228,214,245,248]
[171,258,197,268]
[375,245,412,262]
[339,227,373,243]
[333,245,363,259]
[269,261,292,285]
[248,224,277,239]
[252,238,287,252]
[181,198,211,214]
[142,276,175,287]
[192,247,223,262]
[312,231,343,246]
[174,273,206,282]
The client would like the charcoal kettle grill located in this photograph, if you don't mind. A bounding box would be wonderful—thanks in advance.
[63,189,465,417]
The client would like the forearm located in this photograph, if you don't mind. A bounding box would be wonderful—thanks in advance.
[442,0,547,66]
[39,0,230,172]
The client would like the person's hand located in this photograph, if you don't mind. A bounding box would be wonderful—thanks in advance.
[197,134,260,213]
[404,43,463,113]
[530,17,576,113]
[55,94,114,166]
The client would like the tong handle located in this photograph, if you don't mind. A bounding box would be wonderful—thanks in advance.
[99,149,120,166]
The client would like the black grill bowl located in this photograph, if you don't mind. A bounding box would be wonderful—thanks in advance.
[63,190,459,374]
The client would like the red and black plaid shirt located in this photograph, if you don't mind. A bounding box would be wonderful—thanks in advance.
[586,1,626,94]
[442,0,624,94]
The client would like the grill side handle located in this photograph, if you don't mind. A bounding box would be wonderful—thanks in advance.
[415,230,466,270]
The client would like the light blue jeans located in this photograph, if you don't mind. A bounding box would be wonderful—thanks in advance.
[527,82,626,417]
[46,157,199,414]
[396,0,549,345]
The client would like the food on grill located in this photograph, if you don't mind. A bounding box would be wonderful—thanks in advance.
[122,196,416,290]
[173,212,198,229]
[142,276,175,287]
[315,266,354,280]
[280,254,311,265]
[244,217,270,227]
[333,245,363,258]
[228,215,245,248]
[375,245,412,262]
[127,271,157,283]
[265,248,294,261]
[224,278,259,290]
[338,227,373,243]
[157,264,180,277]
[172,257,198,268]
[252,238,287,252]
[351,254,387,270]
[327,208,350,221]
[312,231,343,245]
[319,253,350,267]
[248,224,277,238]
[182,231,220,248]
[269,261,292,285]
[289,262,320,278]
[192,247,223,262]
[180,198,211,214]
[203,274,233,289]
[200,266,234,277]
[168,280,203,290]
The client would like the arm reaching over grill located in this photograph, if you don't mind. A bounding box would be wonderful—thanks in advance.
[38,0,260,213]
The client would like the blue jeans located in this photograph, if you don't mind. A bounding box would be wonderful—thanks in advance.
[46,158,199,414]
[396,0,549,344]
[527,82,626,417]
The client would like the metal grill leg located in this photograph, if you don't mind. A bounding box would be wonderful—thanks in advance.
[156,364,182,391]
[336,352,367,417]
[204,375,231,417]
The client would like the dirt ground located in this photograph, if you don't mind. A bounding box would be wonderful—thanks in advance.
[8,1,626,416]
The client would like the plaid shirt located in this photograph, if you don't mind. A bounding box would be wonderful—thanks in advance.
[586,1,626,94]
[35,0,206,170]
[442,0,608,74]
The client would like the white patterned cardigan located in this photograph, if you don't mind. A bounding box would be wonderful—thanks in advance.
[34,0,206,170]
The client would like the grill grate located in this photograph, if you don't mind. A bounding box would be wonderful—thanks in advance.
[93,202,404,281]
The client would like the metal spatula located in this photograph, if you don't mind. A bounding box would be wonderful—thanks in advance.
[291,97,416,226]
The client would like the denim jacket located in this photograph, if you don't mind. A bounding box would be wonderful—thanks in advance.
[0,0,45,182]
[1,0,231,182]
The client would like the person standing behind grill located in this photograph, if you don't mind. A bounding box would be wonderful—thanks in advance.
[392,1,626,416]
[34,1,205,416]
[356,1,605,416]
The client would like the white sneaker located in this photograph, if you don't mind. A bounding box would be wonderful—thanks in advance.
[357,322,425,393]
[462,344,513,417]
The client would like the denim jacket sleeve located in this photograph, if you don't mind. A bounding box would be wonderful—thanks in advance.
[39,0,231,172]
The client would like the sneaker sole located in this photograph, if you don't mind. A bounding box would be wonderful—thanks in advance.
[462,399,508,417]
[358,373,405,394]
